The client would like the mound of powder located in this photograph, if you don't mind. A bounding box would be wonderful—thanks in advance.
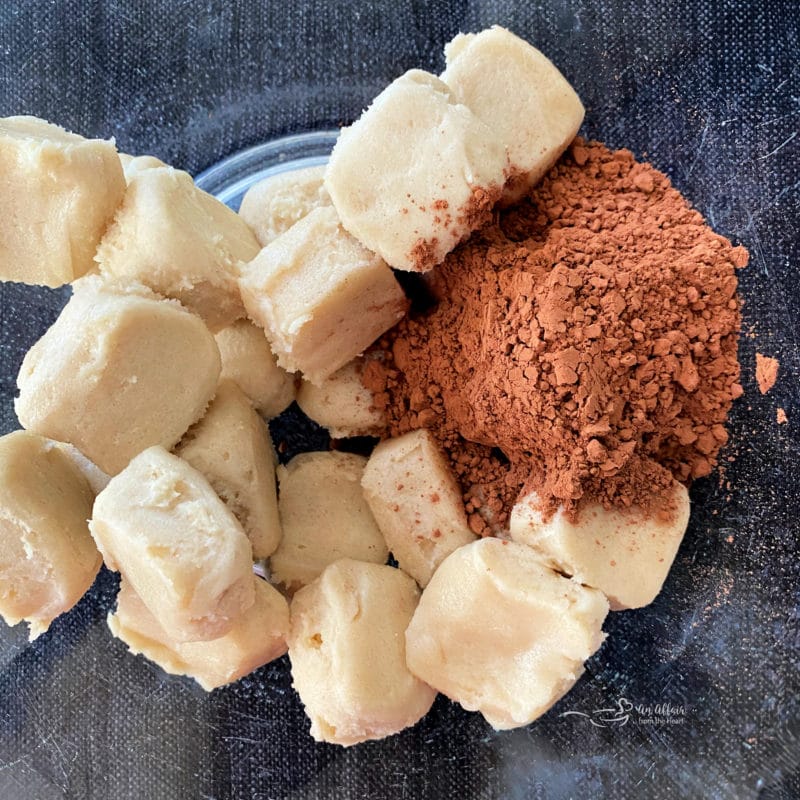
[364,138,746,531]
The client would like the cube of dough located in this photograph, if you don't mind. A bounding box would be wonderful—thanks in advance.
[119,153,166,182]
[176,380,281,560]
[108,576,289,691]
[215,320,296,418]
[0,431,100,640]
[15,277,221,475]
[0,116,125,287]
[239,165,330,246]
[288,559,436,745]
[325,70,507,272]
[270,452,388,591]
[442,26,585,203]
[239,206,408,385]
[96,166,260,331]
[405,538,609,730]
[509,481,690,610]
[90,446,255,643]
[296,358,384,438]
[361,430,476,587]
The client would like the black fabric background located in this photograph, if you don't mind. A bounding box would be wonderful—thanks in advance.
[0,2,799,798]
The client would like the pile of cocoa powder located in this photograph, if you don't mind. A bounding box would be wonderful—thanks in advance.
[364,138,747,533]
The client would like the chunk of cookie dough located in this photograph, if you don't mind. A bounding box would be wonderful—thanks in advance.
[176,380,281,560]
[15,277,220,476]
[288,559,436,745]
[90,446,255,643]
[361,430,476,587]
[239,165,330,246]
[442,26,584,203]
[0,116,125,286]
[46,441,111,495]
[214,320,296,419]
[270,452,388,591]
[96,166,260,331]
[109,576,289,691]
[325,70,507,272]
[0,431,100,640]
[296,358,384,438]
[240,205,408,385]
[405,539,609,730]
[509,481,690,610]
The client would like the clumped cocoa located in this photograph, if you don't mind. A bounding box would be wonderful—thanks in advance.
[364,138,746,529]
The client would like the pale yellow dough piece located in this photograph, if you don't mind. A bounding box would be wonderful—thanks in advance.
[325,69,507,272]
[405,538,609,730]
[0,116,125,287]
[176,380,281,560]
[0,431,100,640]
[239,165,330,246]
[296,358,384,438]
[46,441,111,495]
[361,430,476,587]
[270,452,388,591]
[119,153,166,182]
[509,482,690,610]
[288,559,436,745]
[96,166,260,331]
[90,446,255,643]
[214,320,296,418]
[239,205,408,385]
[15,277,220,475]
[109,576,289,691]
[442,27,584,203]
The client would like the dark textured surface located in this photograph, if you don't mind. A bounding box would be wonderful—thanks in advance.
[0,2,799,799]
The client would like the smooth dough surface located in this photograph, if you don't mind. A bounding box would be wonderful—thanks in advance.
[176,380,282,560]
[405,538,609,730]
[0,115,125,287]
[90,446,255,643]
[0,431,100,640]
[510,482,690,610]
[109,576,289,691]
[288,559,436,745]
[15,276,220,475]
[270,452,388,590]
[96,166,259,331]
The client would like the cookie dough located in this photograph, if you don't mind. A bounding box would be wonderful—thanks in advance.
[239,165,330,246]
[361,430,475,586]
[270,452,388,591]
[96,166,260,331]
[0,431,100,640]
[15,277,220,475]
[325,70,507,272]
[0,115,125,286]
[109,575,289,691]
[288,559,436,745]
[90,446,255,643]
[176,380,282,560]
[442,26,584,202]
[509,481,691,610]
[239,205,408,385]
[214,320,296,419]
[405,538,609,730]
[296,358,384,438]
[119,153,166,182]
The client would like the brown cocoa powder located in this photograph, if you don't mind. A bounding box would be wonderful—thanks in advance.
[755,353,779,394]
[364,138,746,530]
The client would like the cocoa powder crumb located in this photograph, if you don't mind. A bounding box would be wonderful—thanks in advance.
[365,138,744,526]
[755,353,779,394]
[777,408,788,425]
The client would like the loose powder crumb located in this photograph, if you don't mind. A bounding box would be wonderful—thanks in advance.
[365,139,745,528]
[756,353,779,394]
[777,408,788,425]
